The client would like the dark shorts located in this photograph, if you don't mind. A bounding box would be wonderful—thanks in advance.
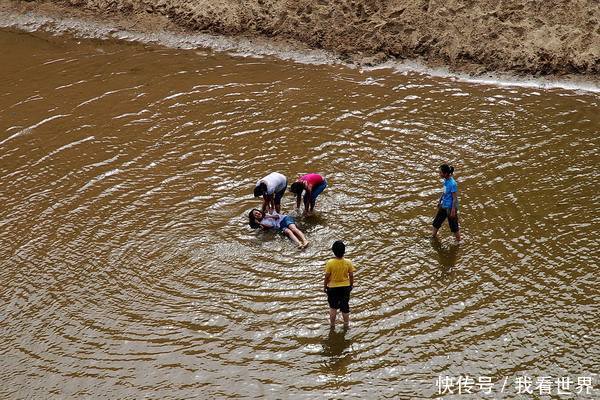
[432,207,459,232]
[273,181,287,205]
[326,286,351,313]
[279,216,295,230]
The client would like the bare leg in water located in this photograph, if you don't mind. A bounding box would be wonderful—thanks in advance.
[329,308,350,327]
[289,224,309,247]
[283,228,302,247]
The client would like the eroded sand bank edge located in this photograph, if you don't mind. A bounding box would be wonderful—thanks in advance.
[2,0,599,85]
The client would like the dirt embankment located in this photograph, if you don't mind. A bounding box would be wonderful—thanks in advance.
[5,0,600,77]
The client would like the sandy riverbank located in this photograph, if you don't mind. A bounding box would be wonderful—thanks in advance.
[2,0,599,79]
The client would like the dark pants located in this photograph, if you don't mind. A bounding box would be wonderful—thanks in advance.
[304,179,328,208]
[432,207,459,233]
[273,181,287,205]
[327,286,351,313]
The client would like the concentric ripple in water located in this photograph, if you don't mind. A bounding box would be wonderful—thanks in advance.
[0,30,598,398]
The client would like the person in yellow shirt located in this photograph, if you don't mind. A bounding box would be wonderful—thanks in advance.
[324,241,356,328]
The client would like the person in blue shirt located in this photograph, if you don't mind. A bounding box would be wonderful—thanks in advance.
[432,164,461,242]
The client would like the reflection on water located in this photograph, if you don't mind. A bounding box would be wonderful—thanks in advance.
[321,327,354,375]
[431,238,460,279]
[0,29,599,398]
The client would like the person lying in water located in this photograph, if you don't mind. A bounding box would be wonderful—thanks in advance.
[248,209,309,248]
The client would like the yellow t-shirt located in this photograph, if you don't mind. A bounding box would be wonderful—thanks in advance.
[325,258,356,288]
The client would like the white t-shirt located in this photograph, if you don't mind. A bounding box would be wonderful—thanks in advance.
[260,213,284,229]
[256,172,287,195]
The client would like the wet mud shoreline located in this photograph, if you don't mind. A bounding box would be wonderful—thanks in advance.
[2,0,599,82]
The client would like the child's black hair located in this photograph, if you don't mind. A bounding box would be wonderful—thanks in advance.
[290,181,304,195]
[332,241,345,258]
[254,182,266,198]
[248,209,261,229]
[440,164,454,175]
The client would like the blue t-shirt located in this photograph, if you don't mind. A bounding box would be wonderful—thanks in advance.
[440,177,458,209]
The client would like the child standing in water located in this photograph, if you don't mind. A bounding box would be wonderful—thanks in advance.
[290,173,327,216]
[432,164,461,242]
[324,241,356,328]
[248,209,309,248]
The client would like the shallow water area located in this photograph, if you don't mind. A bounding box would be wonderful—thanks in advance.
[1,29,599,398]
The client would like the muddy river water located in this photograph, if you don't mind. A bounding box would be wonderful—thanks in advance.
[1,29,599,398]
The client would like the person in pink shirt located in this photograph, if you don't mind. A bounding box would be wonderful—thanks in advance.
[290,173,328,216]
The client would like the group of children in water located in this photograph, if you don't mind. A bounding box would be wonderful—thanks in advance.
[248,171,328,249]
[247,165,460,327]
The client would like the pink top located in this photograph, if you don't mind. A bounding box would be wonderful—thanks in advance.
[300,173,324,187]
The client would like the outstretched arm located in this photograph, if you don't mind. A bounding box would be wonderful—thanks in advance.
[303,187,312,212]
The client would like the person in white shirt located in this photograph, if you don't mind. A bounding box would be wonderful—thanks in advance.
[248,209,309,248]
[254,172,287,213]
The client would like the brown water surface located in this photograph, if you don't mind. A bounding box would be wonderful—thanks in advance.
[1,30,599,398]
